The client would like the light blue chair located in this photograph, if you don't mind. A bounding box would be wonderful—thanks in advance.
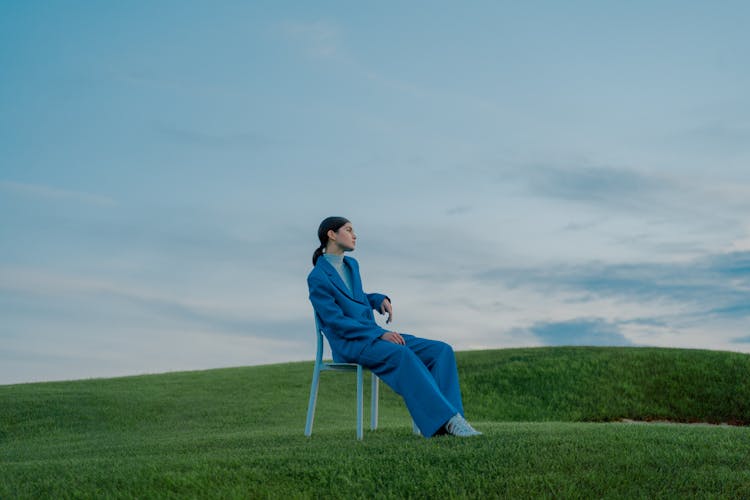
[304,315,420,440]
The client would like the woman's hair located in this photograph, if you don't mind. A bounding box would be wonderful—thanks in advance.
[312,216,350,265]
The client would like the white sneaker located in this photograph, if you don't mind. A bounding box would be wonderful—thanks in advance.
[445,414,482,437]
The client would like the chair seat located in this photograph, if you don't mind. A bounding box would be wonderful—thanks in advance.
[321,362,359,370]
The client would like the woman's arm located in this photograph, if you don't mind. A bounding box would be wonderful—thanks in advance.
[366,293,393,323]
[308,274,388,342]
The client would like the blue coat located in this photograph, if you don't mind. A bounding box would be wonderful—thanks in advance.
[307,256,389,362]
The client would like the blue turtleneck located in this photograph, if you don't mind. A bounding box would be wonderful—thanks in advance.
[323,253,353,293]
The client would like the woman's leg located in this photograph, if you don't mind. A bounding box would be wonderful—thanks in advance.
[403,335,465,417]
[357,338,457,437]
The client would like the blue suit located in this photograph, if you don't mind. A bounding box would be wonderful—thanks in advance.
[307,256,465,437]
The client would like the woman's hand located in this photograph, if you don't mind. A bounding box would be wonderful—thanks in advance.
[380,297,393,324]
[380,331,405,345]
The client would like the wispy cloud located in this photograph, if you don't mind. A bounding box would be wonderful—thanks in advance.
[492,163,750,241]
[0,180,116,206]
[446,205,472,216]
[497,164,667,211]
[529,165,663,201]
[670,117,750,156]
[279,20,342,59]
[728,232,750,252]
[528,318,633,347]
[476,251,750,312]
[0,267,309,342]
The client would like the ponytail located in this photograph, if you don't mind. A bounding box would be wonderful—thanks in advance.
[312,244,325,265]
[312,216,350,266]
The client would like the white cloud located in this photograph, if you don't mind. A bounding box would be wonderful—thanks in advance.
[727,234,750,252]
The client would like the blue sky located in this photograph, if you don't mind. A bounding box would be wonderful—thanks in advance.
[2,1,750,384]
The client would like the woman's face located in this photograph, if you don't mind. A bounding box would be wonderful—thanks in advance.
[330,222,356,251]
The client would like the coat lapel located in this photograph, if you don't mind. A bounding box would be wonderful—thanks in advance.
[344,257,367,303]
[317,257,365,303]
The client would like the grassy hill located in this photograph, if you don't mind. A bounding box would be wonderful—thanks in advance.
[461,346,750,425]
[2,347,749,498]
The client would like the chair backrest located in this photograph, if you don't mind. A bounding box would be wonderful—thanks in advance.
[313,314,325,365]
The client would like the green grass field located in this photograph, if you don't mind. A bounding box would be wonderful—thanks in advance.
[2,347,749,498]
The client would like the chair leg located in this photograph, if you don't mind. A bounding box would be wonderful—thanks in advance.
[356,365,364,440]
[304,365,321,437]
[370,373,379,430]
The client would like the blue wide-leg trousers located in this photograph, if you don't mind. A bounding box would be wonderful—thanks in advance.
[356,334,464,437]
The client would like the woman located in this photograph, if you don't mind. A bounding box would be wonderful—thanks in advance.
[307,216,481,437]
